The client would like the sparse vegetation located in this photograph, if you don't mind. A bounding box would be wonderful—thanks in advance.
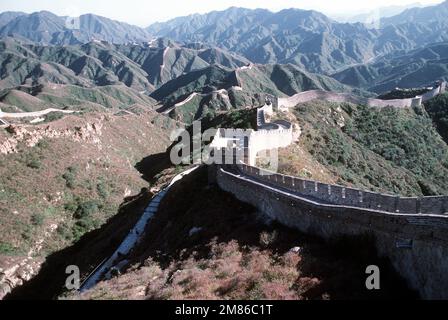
[0,111,173,288]
[0,241,17,255]
[62,167,77,189]
[279,100,448,196]
[69,167,415,301]
[424,93,448,144]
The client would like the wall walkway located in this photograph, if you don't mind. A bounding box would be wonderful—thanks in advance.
[277,82,446,110]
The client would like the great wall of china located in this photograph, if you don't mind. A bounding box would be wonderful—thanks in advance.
[277,81,446,110]
[209,81,448,299]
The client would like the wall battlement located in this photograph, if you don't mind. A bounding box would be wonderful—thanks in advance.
[209,83,448,299]
[211,103,296,165]
[213,165,448,299]
[238,164,448,215]
[277,82,446,110]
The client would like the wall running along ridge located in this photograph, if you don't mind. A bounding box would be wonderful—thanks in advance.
[209,83,448,299]
[212,165,448,299]
[277,82,446,109]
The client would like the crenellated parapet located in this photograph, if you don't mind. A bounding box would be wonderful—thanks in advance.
[276,81,446,110]
[214,165,448,299]
[209,83,448,299]
[238,164,448,216]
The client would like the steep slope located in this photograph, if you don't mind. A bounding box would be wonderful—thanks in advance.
[0,84,158,114]
[148,7,379,74]
[0,38,153,92]
[0,38,251,113]
[424,92,448,144]
[67,166,415,300]
[113,39,250,88]
[332,42,448,93]
[0,12,25,28]
[0,110,177,297]
[237,64,352,96]
[0,37,250,91]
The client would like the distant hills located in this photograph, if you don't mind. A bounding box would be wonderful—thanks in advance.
[0,37,249,90]
[2,3,448,79]
[146,3,448,74]
[2,2,448,113]
[331,3,423,25]
[332,42,448,93]
[150,63,361,123]
[0,35,358,120]
[0,37,250,113]
[381,1,448,26]
[0,11,151,45]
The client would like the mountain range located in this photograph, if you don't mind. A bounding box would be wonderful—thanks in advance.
[1,2,448,116]
[147,2,448,74]
[0,37,253,114]
[332,42,448,93]
[1,2,448,76]
[0,35,358,121]
[0,11,151,45]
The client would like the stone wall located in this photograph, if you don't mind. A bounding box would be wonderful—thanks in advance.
[211,104,294,166]
[277,82,446,109]
[214,165,448,299]
[239,164,448,215]
[421,85,444,101]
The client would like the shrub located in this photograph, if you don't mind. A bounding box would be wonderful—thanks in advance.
[56,223,73,241]
[27,158,41,169]
[31,212,45,226]
[0,242,16,255]
[74,201,99,219]
[72,216,100,240]
[63,167,77,189]
[64,201,78,212]
[44,112,64,123]
[96,181,110,199]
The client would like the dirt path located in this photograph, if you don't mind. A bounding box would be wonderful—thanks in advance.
[0,108,76,119]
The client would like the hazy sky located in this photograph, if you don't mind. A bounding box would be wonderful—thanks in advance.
[0,0,443,26]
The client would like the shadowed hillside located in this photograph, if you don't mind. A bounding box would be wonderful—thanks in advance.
[69,167,416,300]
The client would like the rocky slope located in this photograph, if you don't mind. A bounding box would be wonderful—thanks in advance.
[0,109,177,298]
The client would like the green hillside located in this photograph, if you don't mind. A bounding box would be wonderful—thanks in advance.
[280,99,448,196]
